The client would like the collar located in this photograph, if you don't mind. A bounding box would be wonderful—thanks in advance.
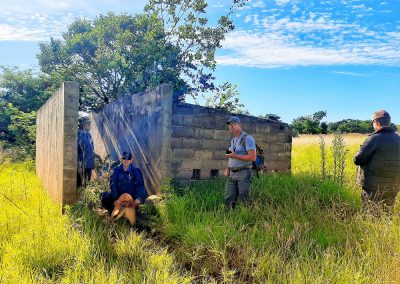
[234,130,247,139]
[371,127,395,135]
[119,164,136,172]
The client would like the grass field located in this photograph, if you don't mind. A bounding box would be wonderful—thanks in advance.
[0,161,191,283]
[1,134,400,283]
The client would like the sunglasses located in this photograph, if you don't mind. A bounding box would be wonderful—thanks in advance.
[122,156,132,160]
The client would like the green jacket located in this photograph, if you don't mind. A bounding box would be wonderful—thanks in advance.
[354,127,400,193]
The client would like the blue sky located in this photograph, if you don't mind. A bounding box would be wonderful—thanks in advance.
[0,0,399,124]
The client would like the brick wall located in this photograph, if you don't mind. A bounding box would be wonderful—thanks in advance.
[170,103,292,182]
[36,82,79,207]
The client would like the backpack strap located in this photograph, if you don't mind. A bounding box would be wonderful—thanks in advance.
[240,133,248,148]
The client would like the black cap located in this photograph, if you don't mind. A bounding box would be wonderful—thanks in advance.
[121,152,132,160]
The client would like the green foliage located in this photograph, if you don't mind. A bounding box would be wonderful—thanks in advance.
[291,110,327,134]
[292,112,376,134]
[319,136,327,179]
[258,113,282,121]
[0,67,55,156]
[38,1,248,111]
[328,119,373,134]
[38,13,184,110]
[331,134,349,186]
[204,82,247,113]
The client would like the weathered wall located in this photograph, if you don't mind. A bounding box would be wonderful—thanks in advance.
[170,103,292,181]
[36,82,79,207]
[90,84,173,194]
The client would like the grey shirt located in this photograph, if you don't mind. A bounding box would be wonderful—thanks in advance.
[228,131,256,168]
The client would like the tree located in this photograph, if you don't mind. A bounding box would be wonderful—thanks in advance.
[204,82,246,113]
[38,13,183,110]
[320,122,328,134]
[0,67,55,155]
[0,67,55,112]
[327,119,373,134]
[312,110,327,122]
[291,111,327,134]
[258,114,281,121]
[38,1,248,111]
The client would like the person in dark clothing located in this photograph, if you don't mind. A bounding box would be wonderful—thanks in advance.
[77,116,95,188]
[354,110,400,207]
[101,152,148,219]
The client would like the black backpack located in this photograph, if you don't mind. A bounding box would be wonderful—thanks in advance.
[229,134,265,177]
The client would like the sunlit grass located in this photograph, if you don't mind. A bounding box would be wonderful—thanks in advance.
[2,134,400,283]
[0,161,191,283]
[292,134,367,185]
[150,134,400,283]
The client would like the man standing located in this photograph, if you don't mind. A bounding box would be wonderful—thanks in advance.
[354,110,400,207]
[224,116,256,208]
[77,115,95,188]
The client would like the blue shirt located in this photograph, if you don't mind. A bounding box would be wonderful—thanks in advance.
[110,164,148,203]
[77,129,95,169]
[228,131,256,168]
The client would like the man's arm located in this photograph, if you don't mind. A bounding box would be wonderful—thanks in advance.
[354,136,377,166]
[226,135,257,162]
[133,168,148,205]
[226,150,256,162]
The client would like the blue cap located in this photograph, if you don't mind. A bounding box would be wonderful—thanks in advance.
[226,116,240,125]
[121,152,132,160]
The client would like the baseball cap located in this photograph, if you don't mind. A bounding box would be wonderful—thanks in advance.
[226,116,240,125]
[121,152,132,160]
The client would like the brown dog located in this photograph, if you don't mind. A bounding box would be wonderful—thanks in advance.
[111,193,137,225]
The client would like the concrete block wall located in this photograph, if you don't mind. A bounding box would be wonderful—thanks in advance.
[170,103,292,182]
[36,82,79,207]
[90,84,173,194]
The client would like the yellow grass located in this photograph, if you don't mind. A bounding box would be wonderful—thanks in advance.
[292,134,368,186]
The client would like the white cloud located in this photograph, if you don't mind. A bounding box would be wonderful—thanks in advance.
[0,0,149,42]
[0,14,78,41]
[0,0,147,17]
[331,71,366,76]
[218,30,400,68]
[275,0,291,7]
[212,2,226,8]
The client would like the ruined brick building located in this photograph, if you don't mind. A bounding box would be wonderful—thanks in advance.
[90,84,292,194]
[36,83,292,206]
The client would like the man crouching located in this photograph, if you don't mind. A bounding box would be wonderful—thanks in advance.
[100,151,148,225]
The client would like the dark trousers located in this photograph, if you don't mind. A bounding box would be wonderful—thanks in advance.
[101,192,115,214]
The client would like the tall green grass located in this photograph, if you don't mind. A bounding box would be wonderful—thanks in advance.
[0,161,191,283]
[149,134,400,283]
[2,134,400,283]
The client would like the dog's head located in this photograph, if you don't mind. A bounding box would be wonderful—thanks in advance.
[111,193,134,222]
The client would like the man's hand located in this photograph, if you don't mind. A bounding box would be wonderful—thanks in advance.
[225,152,236,159]
[224,168,230,177]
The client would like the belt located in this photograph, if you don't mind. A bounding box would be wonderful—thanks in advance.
[230,166,252,173]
